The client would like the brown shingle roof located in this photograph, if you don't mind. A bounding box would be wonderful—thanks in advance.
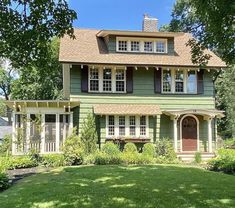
[59,29,226,68]
[93,104,161,115]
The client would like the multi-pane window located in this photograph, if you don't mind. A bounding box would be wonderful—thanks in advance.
[118,41,127,51]
[89,67,126,93]
[131,41,140,52]
[156,41,166,53]
[103,68,112,92]
[140,116,146,136]
[108,116,115,136]
[187,71,197,93]
[119,116,125,136]
[144,41,153,52]
[175,70,184,92]
[162,70,172,92]
[89,68,99,91]
[116,69,125,92]
[129,116,136,136]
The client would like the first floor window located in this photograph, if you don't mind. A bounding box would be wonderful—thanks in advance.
[106,115,148,137]
[108,116,115,136]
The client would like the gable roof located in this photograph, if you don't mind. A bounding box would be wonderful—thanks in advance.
[59,28,226,68]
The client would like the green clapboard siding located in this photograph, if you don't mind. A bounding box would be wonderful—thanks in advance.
[70,66,216,149]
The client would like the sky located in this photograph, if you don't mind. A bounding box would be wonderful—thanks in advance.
[68,0,176,31]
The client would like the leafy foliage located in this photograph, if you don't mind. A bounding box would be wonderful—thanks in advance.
[223,138,235,149]
[123,143,137,153]
[170,0,235,65]
[94,152,122,165]
[0,0,77,67]
[7,156,38,169]
[194,152,202,164]
[0,134,12,156]
[41,154,65,167]
[102,142,120,155]
[155,138,177,161]
[208,149,235,174]
[63,131,84,166]
[142,143,155,157]
[11,38,63,100]
[80,114,98,155]
[0,172,10,191]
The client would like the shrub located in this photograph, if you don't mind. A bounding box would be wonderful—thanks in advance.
[155,156,179,164]
[208,148,235,174]
[224,138,235,149]
[41,154,65,167]
[121,152,154,165]
[94,151,122,165]
[83,154,95,165]
[124,143,137,153]
[0,172,10,191]
[194,152,202,164]
[0,134,12,156]
[8,156,38,169]
[80,113,98,155]
[155,138,177,161]
[142,143,155,157]
[63,131,84,166]
[102,142,120,155]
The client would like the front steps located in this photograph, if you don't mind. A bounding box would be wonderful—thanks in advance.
[177,152,215,162]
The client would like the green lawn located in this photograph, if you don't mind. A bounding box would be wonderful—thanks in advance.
[0,165,235,208]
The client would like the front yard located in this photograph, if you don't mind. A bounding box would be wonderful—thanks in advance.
[0,165,234,208]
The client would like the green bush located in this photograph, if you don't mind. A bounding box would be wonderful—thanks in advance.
[0,157,11,172]
[224,138,235,149]
[194,152,202,164]
[0,172,10,191]
[41,154,65,167]
[208,149,235,174]
[8,156,38,169]
[102,142,120,155]
[155,156,179,164]
[121,152,154,165]
[83,154,95,165]
[124,143,137,153]
[143,143,155,157]
[155,138,177,161]
[63,131,84,166]
[0,134,12,156]
[94,151,122,165]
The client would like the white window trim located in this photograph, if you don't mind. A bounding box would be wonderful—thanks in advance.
[161,69,197,94]
[116,37,168,54]
[106,115,149,138]
[88,67,126,93]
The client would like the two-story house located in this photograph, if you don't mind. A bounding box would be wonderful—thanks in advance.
[6,15,226,160]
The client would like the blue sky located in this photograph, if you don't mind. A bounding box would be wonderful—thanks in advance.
[68,0,176,30]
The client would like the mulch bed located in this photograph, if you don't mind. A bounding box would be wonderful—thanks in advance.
[7,167,52,185]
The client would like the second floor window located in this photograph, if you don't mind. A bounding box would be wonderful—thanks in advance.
[131,41,140,52]
[144,41,153,52]
[156,41,166,53]
[118,41,127,51]
[89,67,126,93]
[162,69,197,94]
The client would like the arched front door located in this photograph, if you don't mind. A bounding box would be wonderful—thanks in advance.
[182,116,198,151]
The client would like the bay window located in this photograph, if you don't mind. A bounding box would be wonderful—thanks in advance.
[162,69,197,94]
[88,67,126,93]
[106,115,148,138]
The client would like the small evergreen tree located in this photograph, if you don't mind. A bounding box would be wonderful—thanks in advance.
[80,113,98,155]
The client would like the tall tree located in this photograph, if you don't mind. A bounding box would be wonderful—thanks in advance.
[0,0,77,67]
[0,59,17,124]
[11,38,63,100]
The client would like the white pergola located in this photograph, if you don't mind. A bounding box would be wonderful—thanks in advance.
[5,100,79,155]
[163,109,224,153]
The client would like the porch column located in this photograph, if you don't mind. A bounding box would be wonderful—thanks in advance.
[155,115,161,142]
[12,112,16,155]
[207,118,213,153]
[63,115,67,143]
[173,117,178,152]
[40,114,45,153]
[55,114,60,152]
[26,114,31,152]
[69,112,73,136]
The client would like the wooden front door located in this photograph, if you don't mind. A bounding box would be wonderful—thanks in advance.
[182,116,197,151]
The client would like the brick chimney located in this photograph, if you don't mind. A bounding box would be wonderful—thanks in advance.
[142,14,158,32]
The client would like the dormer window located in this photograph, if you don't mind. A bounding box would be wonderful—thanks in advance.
[144,41,153,52]
[118,40,127,51]
[131,41,140,52]
[116,37,167,53]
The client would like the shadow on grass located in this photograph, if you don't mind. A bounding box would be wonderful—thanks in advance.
[0,165,235,208]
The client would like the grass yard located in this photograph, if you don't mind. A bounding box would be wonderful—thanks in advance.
[0,165,234,208]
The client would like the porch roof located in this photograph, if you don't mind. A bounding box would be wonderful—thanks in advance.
[163,109,224,119]
[4,100,80,109]
[93,104,161,116]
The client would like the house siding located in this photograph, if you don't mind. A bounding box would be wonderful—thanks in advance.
[70,65,216,148]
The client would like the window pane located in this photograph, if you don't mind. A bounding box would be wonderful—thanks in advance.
[144,42,153,52]
[89,68,99,91]
[156,41,165,53]
[119,116,125,125]
[129,116,136,136]
[175,82,184,92]
[163,70,171,82]
[103,69,112,92]
[108,116,114,125]
[187,71,197,93]
[103,69,112,80]
[162,70,172,92]
[119,116,125,136]
[90,68,99,79]
[131,41,140,51]
[90,80,99,91]
[116,69,124,80]
[116,81,124,92]
[140,116,146,136]
[140,116,146,125]
[108,116,114,136]
[118,41,127,51]
[175,70,184,92]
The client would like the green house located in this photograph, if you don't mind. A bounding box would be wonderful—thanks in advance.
[6,15,226,160]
